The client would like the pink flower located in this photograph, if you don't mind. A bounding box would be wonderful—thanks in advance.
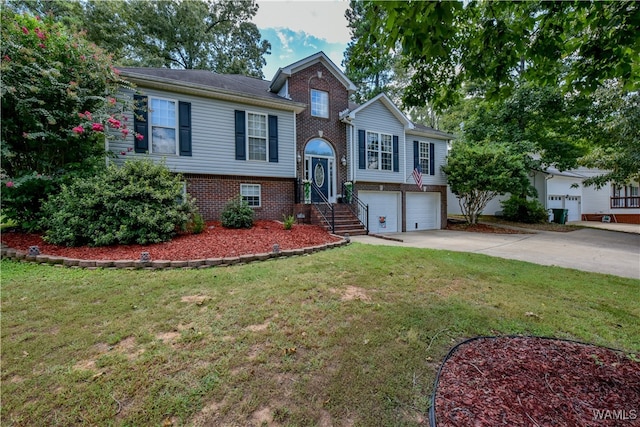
[38,43,45,49]
[72,125,84,134]
[127,147,133,152]
[135,134,144,141]
[22,26,29,35]
[6,181,14,188]
[108,97,116,105]
[83,111,92,120]
[35,28,45,40]
[120,151,127,156]
[107,117,121,129]
[121,128,130,137]
[3,55,10,62]
[91,123,104,132]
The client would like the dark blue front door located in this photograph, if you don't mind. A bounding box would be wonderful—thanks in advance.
[311,157,329,202]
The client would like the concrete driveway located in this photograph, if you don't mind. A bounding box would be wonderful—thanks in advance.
[350,227,640,279]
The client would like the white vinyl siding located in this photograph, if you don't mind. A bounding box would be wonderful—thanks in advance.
[406,135,448,186]
[111,88,296,178]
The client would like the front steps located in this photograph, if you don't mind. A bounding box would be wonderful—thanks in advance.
[310,203,368,236]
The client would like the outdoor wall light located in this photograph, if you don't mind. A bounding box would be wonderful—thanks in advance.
[341,155,347,166]
[297,152,302,163]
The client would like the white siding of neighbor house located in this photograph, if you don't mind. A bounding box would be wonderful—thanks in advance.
[110,88,296,178]
[405,133,449,187]
[353,101,406,184]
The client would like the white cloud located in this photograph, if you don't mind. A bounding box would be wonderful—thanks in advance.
[253,0,351,45]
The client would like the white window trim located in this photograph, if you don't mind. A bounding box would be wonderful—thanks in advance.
[418,141,430,175]
[366,131,394,171]
[246,111,268,162]
[148,96,178,155]
[310,89,329,118]
[240,183,261,208]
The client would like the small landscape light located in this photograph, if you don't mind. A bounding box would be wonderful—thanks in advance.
[272,244,280,254]
[140,252,151,262]
[28,246,40,256]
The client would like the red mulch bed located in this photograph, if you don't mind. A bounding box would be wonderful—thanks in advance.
[433,337,640,426]
[1,221,342,261]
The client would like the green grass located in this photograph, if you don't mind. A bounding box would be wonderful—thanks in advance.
[2,244,638,426]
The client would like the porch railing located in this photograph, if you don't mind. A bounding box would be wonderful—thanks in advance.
[611,196,640,209]
[310,181,335,233]
[341,181,369,232]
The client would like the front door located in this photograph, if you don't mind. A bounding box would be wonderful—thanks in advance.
[311,157,329,202]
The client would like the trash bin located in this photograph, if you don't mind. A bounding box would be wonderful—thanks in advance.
[552,208,568,224]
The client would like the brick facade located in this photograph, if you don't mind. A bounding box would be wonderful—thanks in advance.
[287,62,350,186]
[184,174,296,221]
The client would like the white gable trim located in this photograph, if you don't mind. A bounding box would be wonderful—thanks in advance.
[345,93,413,128]
[269,51,357,94]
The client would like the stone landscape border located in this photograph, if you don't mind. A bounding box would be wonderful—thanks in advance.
[0,237,348,270]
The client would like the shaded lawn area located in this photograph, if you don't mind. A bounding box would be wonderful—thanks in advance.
[2,244,639,426]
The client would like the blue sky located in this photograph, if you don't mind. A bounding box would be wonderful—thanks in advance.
[252,0,351,79]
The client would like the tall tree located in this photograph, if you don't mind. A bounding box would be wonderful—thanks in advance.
[342,0,396,104]
[7,0,271,77]
[351,1,640,110]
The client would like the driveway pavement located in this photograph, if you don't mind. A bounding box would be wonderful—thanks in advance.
[350,226,640,279]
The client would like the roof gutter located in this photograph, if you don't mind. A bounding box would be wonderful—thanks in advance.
[121,71,307,114]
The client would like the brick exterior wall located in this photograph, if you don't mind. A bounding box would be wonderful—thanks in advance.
[287,62,350,185]
[184,174,296,221]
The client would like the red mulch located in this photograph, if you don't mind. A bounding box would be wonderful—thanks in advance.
[1,221,342,261]
[434,337,640,426]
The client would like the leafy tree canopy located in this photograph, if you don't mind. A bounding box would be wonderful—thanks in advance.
[351,1,640,110]
[7,0,271,77]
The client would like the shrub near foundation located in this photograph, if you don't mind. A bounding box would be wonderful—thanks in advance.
[42,159,198,246]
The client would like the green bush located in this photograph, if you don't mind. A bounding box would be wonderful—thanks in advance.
[220,195,254,229]
[1,173,58,232]
[186,212,206,234]
[42,159,198,246]
[283,214,295,230]
[500,195,548,224]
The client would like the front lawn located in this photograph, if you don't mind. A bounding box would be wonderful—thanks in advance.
[2,244,638,426]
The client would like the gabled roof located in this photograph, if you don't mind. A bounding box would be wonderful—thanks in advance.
[343,93,413,128]
[118,67,306,113]
[269,51,357,94]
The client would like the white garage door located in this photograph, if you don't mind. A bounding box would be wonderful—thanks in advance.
[548,195,581,222]
[358,191,401,233]
[406,192,440,231]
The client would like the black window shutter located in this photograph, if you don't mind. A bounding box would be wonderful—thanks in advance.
[358,129,366,170]
[429,143,435,175]
[235,110,246,161]
[133,94,148,153]
[392,135,399,172]
[413,140,420,169]
[178,101,192,156]
[268,115,278,163]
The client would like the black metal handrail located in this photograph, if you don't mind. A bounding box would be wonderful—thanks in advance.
[310,181,335,233]
[341,181,369,232]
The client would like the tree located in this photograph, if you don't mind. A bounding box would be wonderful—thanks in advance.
[89,0,270,76]
[1,12,133,230]
[351,1,640,110]
[442,141,532,224]
[342,0,396,104]
[580,83,640,187]
[7,0,271,77]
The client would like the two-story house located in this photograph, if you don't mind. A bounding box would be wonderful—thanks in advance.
[112,52,453,234]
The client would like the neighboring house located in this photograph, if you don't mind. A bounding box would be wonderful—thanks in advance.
[113,52,453,234]
[447,167,640,224]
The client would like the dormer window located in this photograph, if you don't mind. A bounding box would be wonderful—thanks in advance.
[311,89,329,118]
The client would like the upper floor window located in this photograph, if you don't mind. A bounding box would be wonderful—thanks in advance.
[247,112,267,161]
[311,89,329,118]
[418,141,430,174]
[367,131,393,171]
[149,97,177,154]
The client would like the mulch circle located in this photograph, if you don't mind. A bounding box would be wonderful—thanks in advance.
[430,336,640,426]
